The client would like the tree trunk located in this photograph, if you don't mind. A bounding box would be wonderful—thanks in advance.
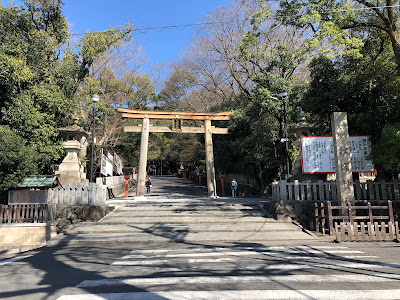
[258,163,265,193]
[389,30,400,72]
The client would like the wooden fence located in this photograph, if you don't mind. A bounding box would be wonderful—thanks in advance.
[272,179,400,202]
[47,183,107,205]
[0,204,56,224]
[335,221,399,242]
[312,200,399,241]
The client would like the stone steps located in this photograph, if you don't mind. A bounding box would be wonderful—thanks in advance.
[47,176,318,246]
[48,231,316,245]
[65,222,300,234]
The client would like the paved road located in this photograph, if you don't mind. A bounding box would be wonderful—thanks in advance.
[1,176,400,299]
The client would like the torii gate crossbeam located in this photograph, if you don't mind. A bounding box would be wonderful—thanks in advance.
[117,108,232,199]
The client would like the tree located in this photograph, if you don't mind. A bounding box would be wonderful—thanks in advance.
[371,123,400,178]
[275,0,400,71]
[180,0,261,108]
[301,28,400,177]
[230,5,308,184]
[0,1,134,202]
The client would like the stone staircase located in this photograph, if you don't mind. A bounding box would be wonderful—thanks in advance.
[48,191,318,246]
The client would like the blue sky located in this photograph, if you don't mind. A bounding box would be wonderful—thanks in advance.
[61,0,233,64]
[4,0,233,63]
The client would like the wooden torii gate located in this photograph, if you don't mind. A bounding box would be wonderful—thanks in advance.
[117,108,232,198]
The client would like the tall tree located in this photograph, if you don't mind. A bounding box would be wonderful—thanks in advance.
[0,0,133,201]
[210,4,311,189]
[275,0,400,71]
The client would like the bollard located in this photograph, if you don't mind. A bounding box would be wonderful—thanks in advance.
[198,173,202,186]
[125,178,129,198]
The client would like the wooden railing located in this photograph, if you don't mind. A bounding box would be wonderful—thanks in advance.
[272,179,400,202]
[312,200,399,241]
[0,204,56,224]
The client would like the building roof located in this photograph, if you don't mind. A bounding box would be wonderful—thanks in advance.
[17,175,59,189]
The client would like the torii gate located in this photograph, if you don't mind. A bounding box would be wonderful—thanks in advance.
[117,108,232,199]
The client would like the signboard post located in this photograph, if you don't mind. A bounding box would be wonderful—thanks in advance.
[331,112,355,206]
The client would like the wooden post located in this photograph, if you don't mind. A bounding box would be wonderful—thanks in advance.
[331,112,355,207]
[220,175,226,196]
[388,200,394,224]
[368,202,374,224]
[321,202,326,235]
[348,203,353,224]
[204,119,217,197]
[327,201,334,235]
[136,118,150,198]
[314,203,319,232]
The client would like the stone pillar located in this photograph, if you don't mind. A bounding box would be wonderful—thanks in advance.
[331,112,355,206]
[136,118,150,198]
[204,119,217,198]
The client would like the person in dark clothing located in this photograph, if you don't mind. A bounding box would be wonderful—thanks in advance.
[145,177,152,193]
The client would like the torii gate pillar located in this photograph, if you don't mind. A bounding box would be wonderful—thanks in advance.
[136,118,150,199]
[205,119,217,198]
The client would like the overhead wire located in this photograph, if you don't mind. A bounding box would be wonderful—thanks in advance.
[68,4,399,36]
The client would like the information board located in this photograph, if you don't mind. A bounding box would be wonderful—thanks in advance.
[301,136,374,174]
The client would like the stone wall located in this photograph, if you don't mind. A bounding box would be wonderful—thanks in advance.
[263,200,400,230]
[55,205,114,233]
[96,176,135,198]
[0,223,57,247]
[263,201,310,226]
[106,180,135,198]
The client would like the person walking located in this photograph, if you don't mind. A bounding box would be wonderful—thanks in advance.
[231,179,238,198]
[145,176,152,193]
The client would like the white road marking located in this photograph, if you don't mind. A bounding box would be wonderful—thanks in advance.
[0,255,33,266]
[128,245,350,254]
[121,250,364,260]
[56,289,400,300]
[344,256,380,259]
[108,261,395,270]
[77,274,400,288]
[112,259,169,265]
[112,255,381,264]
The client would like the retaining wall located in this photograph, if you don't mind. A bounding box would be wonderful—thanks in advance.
[0,223,56,246]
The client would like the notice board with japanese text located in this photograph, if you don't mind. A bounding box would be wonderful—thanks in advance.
[300,136,374,174]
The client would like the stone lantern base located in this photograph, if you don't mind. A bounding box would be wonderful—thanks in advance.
[55,140,89,186]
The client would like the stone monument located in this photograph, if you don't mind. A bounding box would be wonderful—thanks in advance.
[331,112,355,206]
[56,124,89,186]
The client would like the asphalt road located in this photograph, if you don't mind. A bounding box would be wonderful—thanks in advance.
[1,242,400,299]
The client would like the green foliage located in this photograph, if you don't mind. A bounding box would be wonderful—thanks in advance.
[0,1,134,201]
[371,123,400,178]
[0,126,37,203]
[275,0,400,70]
[77,26,133,80]
[301,28,400,176]
[213,4,308,188]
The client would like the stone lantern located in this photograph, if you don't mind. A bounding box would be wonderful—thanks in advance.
[289,108,318,180]
[55,124,89,186]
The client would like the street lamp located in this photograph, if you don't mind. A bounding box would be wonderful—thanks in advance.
[90,94,99,182]
[279,90,290,180]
